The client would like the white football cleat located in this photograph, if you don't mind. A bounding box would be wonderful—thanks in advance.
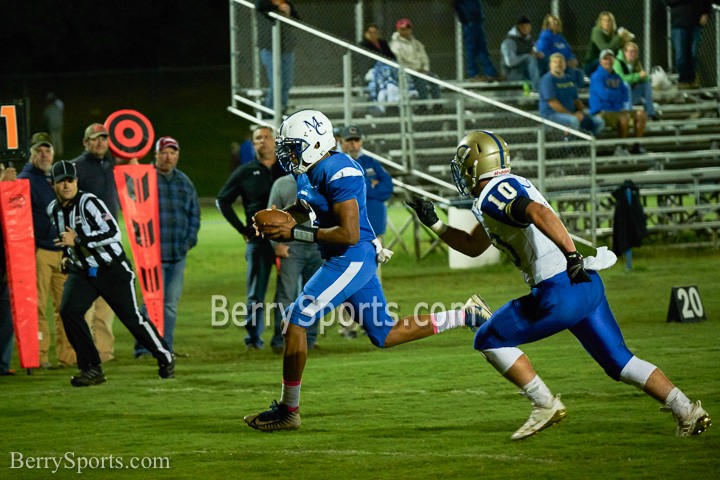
[664,401,711,437]
[464,295,492,330]
[511,395,567,441]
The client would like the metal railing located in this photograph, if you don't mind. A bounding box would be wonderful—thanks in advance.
[229,0,720,249]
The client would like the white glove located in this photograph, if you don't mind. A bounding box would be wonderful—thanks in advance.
[372,238,394,264]
[583,246,617,271]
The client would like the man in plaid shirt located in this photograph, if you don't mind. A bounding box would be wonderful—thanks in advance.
[134,136,200,358]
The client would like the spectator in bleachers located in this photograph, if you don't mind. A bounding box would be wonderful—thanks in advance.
[360,24,396,62]
[665,0,714,88]
[583,11,634,76]
[500,16,541,94]
[390,18,443,113]
[536,14,584,89]
[360,24,400,115]
[589,49,647,155]
[614,42,657,120]
[539,53,604,137]
[452,0,499,81]
[257,0,300,115]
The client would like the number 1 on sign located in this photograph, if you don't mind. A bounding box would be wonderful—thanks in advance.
[1,105,19,149]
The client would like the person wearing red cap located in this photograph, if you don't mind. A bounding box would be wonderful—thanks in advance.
[389,17,442,112]
[133,136,200,359]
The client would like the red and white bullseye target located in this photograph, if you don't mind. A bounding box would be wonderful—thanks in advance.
[104,110,155,160]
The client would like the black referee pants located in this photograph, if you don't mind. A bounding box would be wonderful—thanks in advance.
[60,260,173,371]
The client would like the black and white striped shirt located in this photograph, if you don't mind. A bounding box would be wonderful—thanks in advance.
[47,191,126,270]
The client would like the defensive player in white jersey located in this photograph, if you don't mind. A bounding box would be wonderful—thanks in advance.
[406,130,711,440]
[243,110,490,431]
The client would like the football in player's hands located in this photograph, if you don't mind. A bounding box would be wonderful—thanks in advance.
[253,207,293,230]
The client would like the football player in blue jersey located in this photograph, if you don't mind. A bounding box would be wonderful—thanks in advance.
[407,130,711,440]
[243,110,491,431]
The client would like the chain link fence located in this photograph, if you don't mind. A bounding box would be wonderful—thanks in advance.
[230,0,720,250]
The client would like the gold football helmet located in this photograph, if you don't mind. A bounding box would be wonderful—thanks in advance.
[450,130,511,196]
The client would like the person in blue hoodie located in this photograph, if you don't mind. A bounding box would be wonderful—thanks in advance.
[589,49,647,155]
[535,13,584,89]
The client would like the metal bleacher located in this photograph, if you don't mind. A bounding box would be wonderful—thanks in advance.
[229,0,720,249]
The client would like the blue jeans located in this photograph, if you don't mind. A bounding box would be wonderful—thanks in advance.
[546,112,605,137]
[463,22,498,78]
[630,81,656,116]
[271,244,323,349]
[412,73,442,100]
[505,56,540,92]
[671,26,701,83]
[244,240,275,348]
[260,49,295,111]
[0,281,13,372]
[135,257,187,356]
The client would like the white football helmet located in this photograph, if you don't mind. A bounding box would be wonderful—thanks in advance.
[450,130,511,196]
[276,109,335,173]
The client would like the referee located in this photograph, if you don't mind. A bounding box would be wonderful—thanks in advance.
[48,160,174,386]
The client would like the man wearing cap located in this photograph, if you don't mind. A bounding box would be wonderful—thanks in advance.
[47,160,175,386]
[18,133,76,368]
[500,16,542,94]
[340,126,393,244]
[589,49,647,155]
[133,137,200,358]
[70,123,119,362]
[216,126,287,350]
[389,18,443,111]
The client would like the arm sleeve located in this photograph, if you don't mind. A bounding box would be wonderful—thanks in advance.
[79,196,122,247]
[560,36,576,61]
[501,38,528,68]
[613,59,641,84]
[215,168,247,234]
[186,182,201,249]
[366,161,394,202]
[535,30,551,55]
[590,27,624,52]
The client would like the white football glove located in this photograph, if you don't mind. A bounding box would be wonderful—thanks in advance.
[583,246,617,271]
[372,238,394,264]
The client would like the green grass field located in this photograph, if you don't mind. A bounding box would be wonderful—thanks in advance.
[2,206,719,479]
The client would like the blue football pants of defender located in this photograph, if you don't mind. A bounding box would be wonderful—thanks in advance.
[285,242,394,347]
[473,271,634,380]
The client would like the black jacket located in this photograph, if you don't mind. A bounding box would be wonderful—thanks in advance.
[665,0,714,29]
[612,180,647,254]
[216,159,286,242]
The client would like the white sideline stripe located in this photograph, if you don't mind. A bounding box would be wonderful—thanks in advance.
[275,449,556,463]
[300,261,363,317]
[329,167,362,183]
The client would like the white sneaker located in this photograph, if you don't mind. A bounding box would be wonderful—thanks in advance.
[511,395,567,441]
[614,145,630,156]
[663,401,711,437]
